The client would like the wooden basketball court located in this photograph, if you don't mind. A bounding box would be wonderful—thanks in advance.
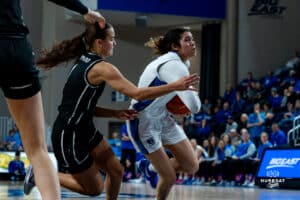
[0,181,299,200]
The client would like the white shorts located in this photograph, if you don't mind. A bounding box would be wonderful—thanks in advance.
[126,111,187,154]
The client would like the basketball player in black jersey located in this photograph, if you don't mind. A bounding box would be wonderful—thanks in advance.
[0,1,105,199]
[30,23,199,199]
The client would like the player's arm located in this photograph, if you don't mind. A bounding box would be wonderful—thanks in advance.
[94,106,138,120]
[158,61,201,113]
[88,62,199,101]
[48,0,88,14]
[48,0,105,25]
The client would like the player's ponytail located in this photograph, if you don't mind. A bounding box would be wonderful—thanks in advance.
[145,27,190,55]
[37,22,112,69]
[36,33,86,69]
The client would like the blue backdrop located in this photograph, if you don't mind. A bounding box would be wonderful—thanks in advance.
[98,0,226,19]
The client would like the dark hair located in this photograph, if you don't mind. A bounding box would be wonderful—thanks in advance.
[145,27,191,55]
[15,151,20,157]
[37,23,112,69]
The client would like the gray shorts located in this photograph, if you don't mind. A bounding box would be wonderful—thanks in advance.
[126,111,187,154]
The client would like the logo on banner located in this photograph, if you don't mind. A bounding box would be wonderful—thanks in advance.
[266,158,300,169]
[248,0,287,17]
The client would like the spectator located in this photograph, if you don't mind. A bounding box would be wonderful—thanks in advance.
[4,128,23,151]
[202,98,212,114]
[262,102,275,134]
[285,99,300,119]
[252,82,266,104]
[287,86,297,105]
[243,132,273,187]
[285,51,300,69]
[268,87,283,112]
[237,113,248,134]
[244,82,257,102]
[223,129,256,185]
[108,131,121,158]
[202,139,209,153]
[270,123,287,147]
[261,70,279,90]
[294,80,300,95]
[213,102,231,135]
[221,134,235,157]
[280,70,297,88]
[192,119,211,145]
[231,91,246,120]
[8,151,25,181]
[280,88,289,109]
[192,107,210,123]
[224,115,238,134]
[232,129,256,160]
[247,103,265,147]
[240,72,255,91]
[256,132,273,160]
[212,140,227,184]
[182,115,193,138]
[280,99,300,133]
[120,124,136,181]
[223,83,236,105]
[198,136,218,184]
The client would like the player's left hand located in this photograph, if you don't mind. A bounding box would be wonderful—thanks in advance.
[115,110,138,120]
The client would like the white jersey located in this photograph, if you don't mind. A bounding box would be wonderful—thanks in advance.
[131,51,201,115]
[127,52,201,154]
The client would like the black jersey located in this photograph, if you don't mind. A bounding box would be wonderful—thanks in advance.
[0,0,88,36]
[57,52,106,127]
[0,0,29,36]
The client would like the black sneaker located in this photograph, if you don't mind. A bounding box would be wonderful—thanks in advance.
[24,165,36,195]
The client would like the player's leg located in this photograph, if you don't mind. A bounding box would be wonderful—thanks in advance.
[164,139,199,174]
[144,148,177,200]
[91,139,124,200]
[162,120,199,174]
[53,128,106,196]
[58,163,104,196]
[6,92,61,200]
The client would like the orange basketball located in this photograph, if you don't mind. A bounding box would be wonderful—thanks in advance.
[166,95,191,116]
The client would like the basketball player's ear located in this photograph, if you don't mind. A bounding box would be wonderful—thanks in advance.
[96,38,103,47]
[171,43,180,51]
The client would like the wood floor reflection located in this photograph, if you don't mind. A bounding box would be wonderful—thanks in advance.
[0,181,299,200]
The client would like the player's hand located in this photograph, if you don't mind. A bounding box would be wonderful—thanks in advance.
[174,73,200,91]
[84,9,106,28]
[115,110,138,120]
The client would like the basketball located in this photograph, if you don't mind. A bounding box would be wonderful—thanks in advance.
[166,95,191,115]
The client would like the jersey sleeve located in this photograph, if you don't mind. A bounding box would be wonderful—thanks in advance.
[158,60,201,113]
[48,0,88,15]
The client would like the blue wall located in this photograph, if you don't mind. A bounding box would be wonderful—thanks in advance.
[98,0,226,19]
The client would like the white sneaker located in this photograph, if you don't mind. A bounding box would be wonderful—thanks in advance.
[242,180,249,186]
[248,181,255,187]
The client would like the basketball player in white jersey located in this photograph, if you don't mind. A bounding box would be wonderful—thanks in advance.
[127,27,201,200]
